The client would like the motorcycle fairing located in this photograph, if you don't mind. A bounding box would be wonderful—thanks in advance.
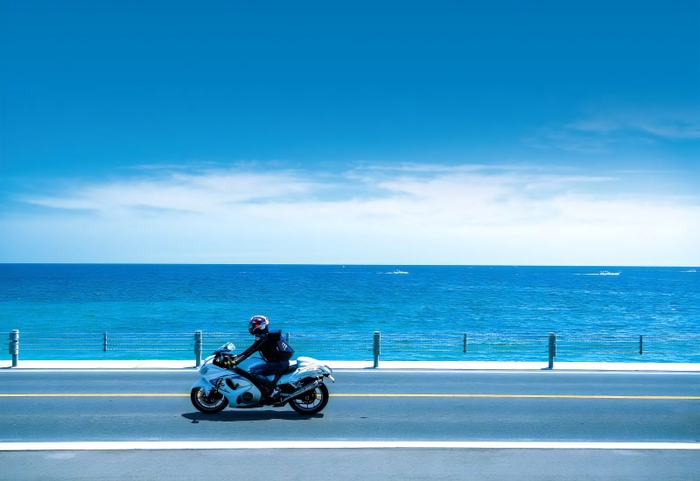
[195,363,263,407]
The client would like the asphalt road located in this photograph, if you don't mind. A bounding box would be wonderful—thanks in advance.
[1,369,699,480]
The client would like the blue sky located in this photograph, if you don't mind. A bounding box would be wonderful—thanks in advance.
[1,0,698,264]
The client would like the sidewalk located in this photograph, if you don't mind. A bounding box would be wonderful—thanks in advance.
[2,359,699,371]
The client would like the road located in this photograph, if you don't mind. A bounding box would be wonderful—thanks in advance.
[1,369,699,480]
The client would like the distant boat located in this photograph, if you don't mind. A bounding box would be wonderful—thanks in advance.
[390,270,409,275]
[599,271,620,276]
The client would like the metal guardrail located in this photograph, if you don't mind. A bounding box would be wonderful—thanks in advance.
[4,329,700,367]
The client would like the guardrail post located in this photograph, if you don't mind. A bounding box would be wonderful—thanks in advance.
[103,332,108,352]
[10,330,19,367]
[639,335,643,355]
[373,331,381,368]
[194,330,203,367]
[548,332,556,369]
[463,333,467,353]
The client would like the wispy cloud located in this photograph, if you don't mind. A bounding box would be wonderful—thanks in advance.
[525,111,700,153]
[567,117,700,140]
[20,169,321,212]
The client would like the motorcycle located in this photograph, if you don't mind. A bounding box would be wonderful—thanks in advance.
[190,343,335,415]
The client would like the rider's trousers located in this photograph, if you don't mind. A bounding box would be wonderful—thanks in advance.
[249,360,289,394]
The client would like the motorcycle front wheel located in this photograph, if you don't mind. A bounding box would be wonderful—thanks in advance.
[289,382,329,415]
[191,387,229,414]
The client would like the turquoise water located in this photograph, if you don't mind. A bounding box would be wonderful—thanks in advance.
[1,264,698,361]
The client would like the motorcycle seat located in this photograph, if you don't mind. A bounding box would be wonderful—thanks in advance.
[284,361,298,374]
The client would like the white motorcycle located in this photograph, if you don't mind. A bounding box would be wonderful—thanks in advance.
[190,343,335,415]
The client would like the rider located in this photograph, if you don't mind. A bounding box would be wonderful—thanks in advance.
[232,315,290,401]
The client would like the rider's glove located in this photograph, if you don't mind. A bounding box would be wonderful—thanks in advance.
[230,355,239,366]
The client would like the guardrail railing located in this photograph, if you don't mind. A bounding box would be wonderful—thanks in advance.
[4,329,700,367]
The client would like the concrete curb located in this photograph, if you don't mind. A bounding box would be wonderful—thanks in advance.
[1,360,699,372]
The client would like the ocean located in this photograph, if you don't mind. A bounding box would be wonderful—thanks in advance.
[1,264,698,362]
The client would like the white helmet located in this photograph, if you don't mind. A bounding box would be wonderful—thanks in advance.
[248,315,269,335]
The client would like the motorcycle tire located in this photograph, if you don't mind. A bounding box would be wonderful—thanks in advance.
[289,382,329,415]
[190,387,229,414]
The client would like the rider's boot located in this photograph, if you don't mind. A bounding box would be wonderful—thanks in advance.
[261,386,279,405]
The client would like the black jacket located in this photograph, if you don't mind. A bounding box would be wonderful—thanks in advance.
[237,330,285,364]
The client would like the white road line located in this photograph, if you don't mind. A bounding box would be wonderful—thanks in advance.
[1,441,698,451]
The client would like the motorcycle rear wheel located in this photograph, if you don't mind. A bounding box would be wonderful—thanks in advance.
[289,382,329,415]
[191,387,229,414]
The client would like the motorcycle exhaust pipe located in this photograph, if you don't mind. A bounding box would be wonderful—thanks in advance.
[281,380,321,401]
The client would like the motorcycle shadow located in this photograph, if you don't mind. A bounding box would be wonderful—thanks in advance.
[182,411,324,422]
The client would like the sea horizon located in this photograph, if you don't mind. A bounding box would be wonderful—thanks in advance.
[2,263,698,267]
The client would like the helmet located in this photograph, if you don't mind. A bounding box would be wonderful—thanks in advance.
[249,315,269,335]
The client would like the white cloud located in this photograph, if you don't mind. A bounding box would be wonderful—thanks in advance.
[2,164,699,265]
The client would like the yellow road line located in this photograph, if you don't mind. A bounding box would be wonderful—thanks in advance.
[0,394,187,397]
[331,394,700,400]
[0,393,699,400]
